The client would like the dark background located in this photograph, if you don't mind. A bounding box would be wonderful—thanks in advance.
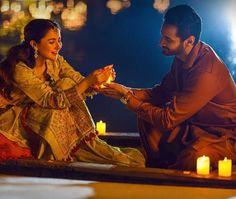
[1,0,235,132]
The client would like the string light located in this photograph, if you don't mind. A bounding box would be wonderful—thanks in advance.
[106,0,131,15]
[61,0,87,30]
[153,0,170,13]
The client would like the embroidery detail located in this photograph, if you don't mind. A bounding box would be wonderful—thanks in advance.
[50,108,78,155]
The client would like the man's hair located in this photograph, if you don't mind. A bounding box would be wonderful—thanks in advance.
[164,5,202,44]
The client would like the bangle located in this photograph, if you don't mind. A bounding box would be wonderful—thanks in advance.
[120,91,133,104]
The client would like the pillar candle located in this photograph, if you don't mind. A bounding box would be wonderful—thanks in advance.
[96,120,106,135]
[218,157,232,177]
[197,155,210,175]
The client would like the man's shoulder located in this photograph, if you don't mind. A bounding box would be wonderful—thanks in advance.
[198,42,224,63]
[197,42,215,60]
[194,42,227,74]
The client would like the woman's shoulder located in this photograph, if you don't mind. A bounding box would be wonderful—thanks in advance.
[15,61,33,72]
[14,61,35,83]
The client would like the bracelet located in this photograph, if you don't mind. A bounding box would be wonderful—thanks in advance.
[120,91,133,104]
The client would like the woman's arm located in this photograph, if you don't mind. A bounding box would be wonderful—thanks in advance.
[58,56,111,97]
[14,61,112,109]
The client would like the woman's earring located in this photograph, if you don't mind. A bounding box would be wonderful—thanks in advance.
[34,48,38,59]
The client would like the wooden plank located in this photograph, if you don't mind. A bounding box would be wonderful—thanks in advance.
[0,159,236,189]
[98,132,141,147]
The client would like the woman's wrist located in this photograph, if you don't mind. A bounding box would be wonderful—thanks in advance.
[76,77,90,94]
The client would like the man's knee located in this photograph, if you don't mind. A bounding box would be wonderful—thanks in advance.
[169,148,197,170]
[170,145,226,171]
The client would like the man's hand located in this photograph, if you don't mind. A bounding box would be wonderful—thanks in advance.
[97,82,130,99]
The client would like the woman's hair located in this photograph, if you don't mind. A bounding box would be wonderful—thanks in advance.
[0,19,60,99]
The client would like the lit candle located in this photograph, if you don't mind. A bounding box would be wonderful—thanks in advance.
[218,157,232,177]
[197,155,210,175]
[96,120,106,135]
[106,75,113,84]
[100,64,114,88]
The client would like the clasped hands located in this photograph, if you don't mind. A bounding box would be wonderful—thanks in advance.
[88,64,129,99]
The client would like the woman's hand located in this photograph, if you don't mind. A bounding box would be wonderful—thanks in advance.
[76,64,114,95]
[87,64,114,87]
[97,82,130,99]
[110,66,116,82]
[104,64,116,78]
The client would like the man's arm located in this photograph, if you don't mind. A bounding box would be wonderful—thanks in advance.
[126,68,224,132]
[129,88,152,101]
[129,70,176,105]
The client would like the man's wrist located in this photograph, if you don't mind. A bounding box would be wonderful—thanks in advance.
[120,90,133,104]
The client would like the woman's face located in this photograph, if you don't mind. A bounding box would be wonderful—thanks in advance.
[36,28,62,61]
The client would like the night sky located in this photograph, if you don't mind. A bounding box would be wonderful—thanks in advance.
[1,0,235,132]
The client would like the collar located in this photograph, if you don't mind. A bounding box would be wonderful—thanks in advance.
[178,41,206,69]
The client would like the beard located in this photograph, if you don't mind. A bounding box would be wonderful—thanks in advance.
[161,42,185,56]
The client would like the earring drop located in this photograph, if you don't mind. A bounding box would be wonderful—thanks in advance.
[34,48,38,59]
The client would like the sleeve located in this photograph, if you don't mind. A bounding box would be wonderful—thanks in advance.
[149,70,176,106]
[13,62,83,109]
[131,69,176,104]
[0,93,9,108]
[128,54,224,131]
[58,56,84,84]
[57,56,95,98]
[131,89,152,102]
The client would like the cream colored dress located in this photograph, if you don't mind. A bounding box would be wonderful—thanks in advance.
[0,56,145,167]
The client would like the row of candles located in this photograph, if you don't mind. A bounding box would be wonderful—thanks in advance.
[197,155,232,177]
[96,121,233,177]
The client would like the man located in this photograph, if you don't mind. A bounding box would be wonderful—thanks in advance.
[101,4,236,170]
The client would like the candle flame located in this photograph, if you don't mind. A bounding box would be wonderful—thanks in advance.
[224,157,228,161]
[107,75,113,83]
[99,64,114,88]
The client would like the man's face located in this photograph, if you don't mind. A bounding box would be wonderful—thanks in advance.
[160,23,184,56]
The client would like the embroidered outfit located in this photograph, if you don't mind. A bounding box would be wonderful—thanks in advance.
[0,56,145,167]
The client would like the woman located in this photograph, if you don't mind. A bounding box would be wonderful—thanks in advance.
[0,19,145,167]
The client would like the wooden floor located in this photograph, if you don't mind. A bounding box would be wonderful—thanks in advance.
[1,174,236,199]
[0,159,236,189]
[0,132,236,192]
